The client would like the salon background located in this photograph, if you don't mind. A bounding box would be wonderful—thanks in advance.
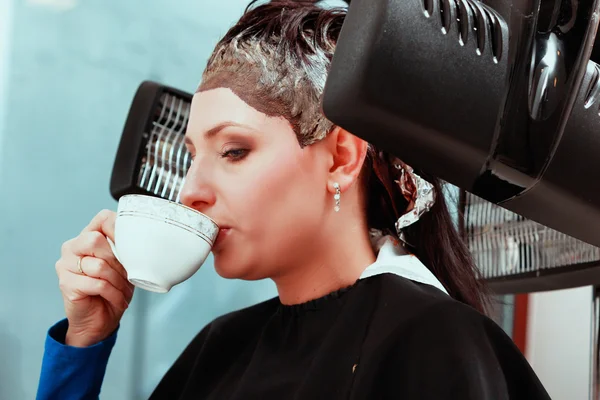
[0,0,590,399]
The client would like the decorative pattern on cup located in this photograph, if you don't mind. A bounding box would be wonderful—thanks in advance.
[117,195,219,244]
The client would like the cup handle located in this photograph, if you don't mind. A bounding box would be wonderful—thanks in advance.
[106,237,123,265]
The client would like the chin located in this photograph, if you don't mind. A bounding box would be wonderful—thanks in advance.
[213,254,264,281]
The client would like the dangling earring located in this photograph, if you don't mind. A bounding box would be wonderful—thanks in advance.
[333,182,341,212]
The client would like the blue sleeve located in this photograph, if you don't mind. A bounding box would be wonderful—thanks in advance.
[36,319,118,400]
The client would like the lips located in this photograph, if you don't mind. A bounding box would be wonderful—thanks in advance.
[214,227,231,247]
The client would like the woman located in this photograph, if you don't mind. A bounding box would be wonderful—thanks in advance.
[37,1,550,399]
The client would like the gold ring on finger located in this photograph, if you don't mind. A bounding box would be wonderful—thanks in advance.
[77,256,85,275]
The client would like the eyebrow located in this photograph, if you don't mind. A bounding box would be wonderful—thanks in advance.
[184,121,254,146]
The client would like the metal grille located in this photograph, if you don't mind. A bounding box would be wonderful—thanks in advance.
[137,93,192,202]
[421,0,505,63]
[464,192,600,279]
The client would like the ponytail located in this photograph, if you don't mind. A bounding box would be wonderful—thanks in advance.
[363,147,490,314]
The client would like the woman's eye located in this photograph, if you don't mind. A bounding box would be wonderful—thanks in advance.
[184,147,195,160]
[220,148,249,161]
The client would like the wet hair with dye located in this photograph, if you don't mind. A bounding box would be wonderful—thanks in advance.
[199,0,342,146]
[199,0,490,313]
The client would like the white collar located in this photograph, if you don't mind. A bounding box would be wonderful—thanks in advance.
[359,236,449,295]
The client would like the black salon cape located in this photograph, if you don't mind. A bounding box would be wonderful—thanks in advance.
[149,274,550,399]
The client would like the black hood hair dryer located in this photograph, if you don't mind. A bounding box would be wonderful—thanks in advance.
[323,0,600,248]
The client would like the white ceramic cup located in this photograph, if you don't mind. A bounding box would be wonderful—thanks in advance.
[108,194,219,293]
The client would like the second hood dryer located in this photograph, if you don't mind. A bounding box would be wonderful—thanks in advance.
[323,0,600,247]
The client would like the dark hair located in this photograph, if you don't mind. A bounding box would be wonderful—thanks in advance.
[365,149,490,313]
[208,0,490,314]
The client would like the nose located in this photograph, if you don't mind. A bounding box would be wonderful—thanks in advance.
[179,162,217,212]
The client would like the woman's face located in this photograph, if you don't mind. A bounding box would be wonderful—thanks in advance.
[180,88,333,280]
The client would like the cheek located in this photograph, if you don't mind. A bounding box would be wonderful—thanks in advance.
[231,149,326,236]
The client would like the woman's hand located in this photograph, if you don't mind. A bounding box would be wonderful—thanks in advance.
[55,210,134,347]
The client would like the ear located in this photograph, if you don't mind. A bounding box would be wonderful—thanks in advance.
[325,126,369,193]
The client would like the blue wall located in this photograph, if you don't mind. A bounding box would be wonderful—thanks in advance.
[0,1,279,398]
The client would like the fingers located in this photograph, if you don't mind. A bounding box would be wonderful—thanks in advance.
[60,273,129,311]
[79,256,134,300]
[68,231,127,280]
[57,210,134,305]
[56,254,133,300]
[55,209,135,321]
[81,209,116,242]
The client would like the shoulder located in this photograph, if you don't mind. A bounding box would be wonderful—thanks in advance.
[166,297,279,371]
[364,273,470,323]
[363,273,513,353]
[362,274,549,399]
[191,296,280,346]
[211,296,280,330]
[150,298,280,397]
